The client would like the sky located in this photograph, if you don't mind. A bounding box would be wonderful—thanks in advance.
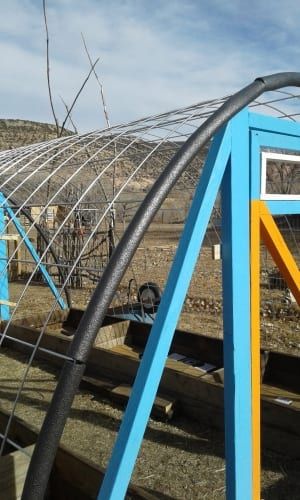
[0,0,300,132]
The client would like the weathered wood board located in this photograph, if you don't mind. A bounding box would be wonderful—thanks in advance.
[1,309,299,458]
[0,408,157,500]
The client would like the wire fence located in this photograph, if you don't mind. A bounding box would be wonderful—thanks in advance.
[0,90,299,460]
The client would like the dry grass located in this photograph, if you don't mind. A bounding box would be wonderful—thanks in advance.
[1,222,299,498]
[1,347,299,499]
[8,221,300,357]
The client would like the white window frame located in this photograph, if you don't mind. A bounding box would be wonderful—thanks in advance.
[261,151,300,200]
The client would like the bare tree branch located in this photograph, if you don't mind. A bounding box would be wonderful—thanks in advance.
[59,95,78,134]
[80,32,116,252]
[43,0,59,136]
[80,32,116,204]
[81,32,111,129]
[59,57,100,137]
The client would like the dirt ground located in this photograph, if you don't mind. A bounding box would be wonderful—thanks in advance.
[1,222,300,498]
[0,347,300,499]
[8,222,300,356]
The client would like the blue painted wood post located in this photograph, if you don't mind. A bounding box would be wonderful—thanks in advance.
[98,124,232,500]
[221,109,252,500]
[0,193,66,310]
[0,202,10,320]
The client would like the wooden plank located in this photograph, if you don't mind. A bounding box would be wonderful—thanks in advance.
[0,408,158,500]
[88,346,224,405]
[93,320,131,349]
[203,368,224,384]
[111,344,141,358]
[221,110,252,500]
[260,202,300,305]
[263,351,300,392]
[110,384,176,420]
[251,200,262,500]
[81,375,116,396]
[82,375,176,421]
[0,203,10,320]
[4,321,299,413]
[9,238,21,280]
[262,383,300,410]
[0,234,19,241]
[0,324,69,368]
[3,308,68,328]
[0,299,16,307]
[129,320,224,367]
[0,445,33,500]
[51,446,157,500]
[2,317,300,458]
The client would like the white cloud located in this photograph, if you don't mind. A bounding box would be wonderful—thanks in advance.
[0,0,299,131]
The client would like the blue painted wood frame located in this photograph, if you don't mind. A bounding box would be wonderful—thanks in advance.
[250,113,300,214]
[248,111,300,499]
[0,204,10,319]
[249,112,300,137]
[0,193,66,311]
[221,109,252,500]
[98,124,232,500]
[98,110,300,500]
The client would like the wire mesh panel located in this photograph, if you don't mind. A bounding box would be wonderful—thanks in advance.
[260,214,300,354]
[0,87,300,499]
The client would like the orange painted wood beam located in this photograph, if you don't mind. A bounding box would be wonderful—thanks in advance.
[250,201,261,500]
[250,200,300,500]
[259,202,300,305]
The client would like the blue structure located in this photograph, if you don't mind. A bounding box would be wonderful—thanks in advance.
[20,73,300,500]
[98,110,300,500]
[0,201,10,320]
[0,192,66,318]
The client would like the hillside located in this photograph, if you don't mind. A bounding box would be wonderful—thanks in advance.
[0,118,209,223]
[0,119,70,150]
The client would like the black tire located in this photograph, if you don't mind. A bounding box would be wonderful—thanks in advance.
[137,282,161,310]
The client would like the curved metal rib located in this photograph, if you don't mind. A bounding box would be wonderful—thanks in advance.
[3,193,71,309]
[22,72,300,499]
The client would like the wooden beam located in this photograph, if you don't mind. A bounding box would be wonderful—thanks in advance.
[110,384,176,420]
[1,317,300,458]
[0,299,17,307]
[0,234,19,241]
[0,445,33,500]
[260,202,300,305]
[0,408,157,500]
[251,200,261,500]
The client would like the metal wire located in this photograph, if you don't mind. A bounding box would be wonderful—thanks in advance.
[0,101,204,453]
[0,87,299,461]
